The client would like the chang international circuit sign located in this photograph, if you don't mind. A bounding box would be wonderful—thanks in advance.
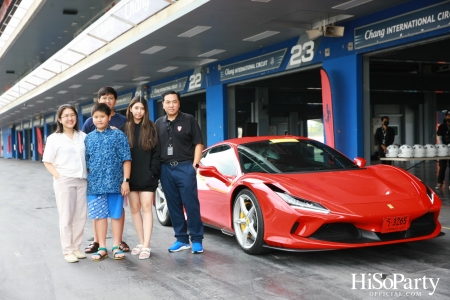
[355,1,450,49]
[150,77,188,98]
[220,49,287,81]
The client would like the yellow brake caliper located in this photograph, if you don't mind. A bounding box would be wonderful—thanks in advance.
[240,200,251,236]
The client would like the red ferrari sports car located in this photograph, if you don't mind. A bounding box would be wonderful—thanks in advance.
[155,136,442,254]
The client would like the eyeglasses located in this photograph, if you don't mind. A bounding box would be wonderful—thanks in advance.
[61,114,76,119]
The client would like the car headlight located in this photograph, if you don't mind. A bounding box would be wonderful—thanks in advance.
[275,192,330,214]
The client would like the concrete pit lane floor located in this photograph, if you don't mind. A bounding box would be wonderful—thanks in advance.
[0,159,449,300]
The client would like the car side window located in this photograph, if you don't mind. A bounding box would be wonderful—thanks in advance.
[201,145,237,176]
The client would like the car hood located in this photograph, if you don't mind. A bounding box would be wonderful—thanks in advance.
[260,166,424,205]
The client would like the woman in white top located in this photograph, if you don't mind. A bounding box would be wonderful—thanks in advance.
[43,104,88,263]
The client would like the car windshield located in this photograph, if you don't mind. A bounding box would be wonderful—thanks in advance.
[237,139,358,174]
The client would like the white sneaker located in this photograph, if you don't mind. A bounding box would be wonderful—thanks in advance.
[436,183,442,190]
[73,250,86,259]
[64,253,79,263]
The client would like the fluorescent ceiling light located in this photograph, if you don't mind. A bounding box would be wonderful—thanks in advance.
[27,104,34,107]
[243,31,279,42]
[198,49,226,58]
[58,50,85,66]
[44,97,54,99]
[57,91,68,94]
[332,0,373,10]
[36,100,44,103]
[157,66,178,73]
[89,17,133,42]
[178,26,211,38]
[44,61,70,74]
[133,76,150,81]
[113,0,169,25]
[252,0,271,2]
[137,81,149,85]
[69,85,82,89]
[88,75,104,80]
[111,85,123,90]
[141,46,166,54]
[108,64,127,71]
[78,97,88,100]
[70,35,106,56]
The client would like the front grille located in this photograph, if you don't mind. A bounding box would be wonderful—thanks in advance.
[307,213,437,243]
[375,213,436,241]
[406,213,436,238]
[309,223,361,241]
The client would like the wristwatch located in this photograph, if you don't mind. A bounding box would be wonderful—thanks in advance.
[195,163,199,168]
[123,178,130,182]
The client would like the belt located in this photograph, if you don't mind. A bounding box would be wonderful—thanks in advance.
[163,159,193,167]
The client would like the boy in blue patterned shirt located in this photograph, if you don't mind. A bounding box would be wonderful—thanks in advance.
[85,103,132,261]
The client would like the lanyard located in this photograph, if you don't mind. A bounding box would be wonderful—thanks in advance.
[166,121,173,147]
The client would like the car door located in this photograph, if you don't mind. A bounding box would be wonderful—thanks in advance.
[198,144,237,228]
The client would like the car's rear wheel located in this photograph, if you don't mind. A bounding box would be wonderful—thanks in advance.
[154,183,172,226]
[232,189,270,254]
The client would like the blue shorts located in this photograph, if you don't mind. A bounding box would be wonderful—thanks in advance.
[87,193,124,219]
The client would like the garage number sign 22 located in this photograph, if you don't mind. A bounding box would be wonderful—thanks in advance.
[188,73,202,90]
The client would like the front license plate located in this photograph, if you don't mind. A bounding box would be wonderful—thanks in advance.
[381,216,410,233]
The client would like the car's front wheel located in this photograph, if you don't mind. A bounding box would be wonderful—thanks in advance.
[232,189,270,254]
[154,183,172,226]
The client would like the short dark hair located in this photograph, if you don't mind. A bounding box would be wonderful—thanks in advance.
[97,86,117,100]
[381,116,389,122]
[91,103,111,116]
[162,90,181,101]
[56,104,79,133]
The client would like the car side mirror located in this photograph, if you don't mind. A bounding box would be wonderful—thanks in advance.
[353,157,366,168]
[198,165,231,187]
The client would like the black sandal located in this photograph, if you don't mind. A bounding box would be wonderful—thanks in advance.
[85,242,99,253]
[119,241,130,252]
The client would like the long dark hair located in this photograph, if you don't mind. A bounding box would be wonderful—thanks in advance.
[55,104,79,133]
[124,96,158,150]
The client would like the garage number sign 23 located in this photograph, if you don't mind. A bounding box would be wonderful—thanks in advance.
[289,41,315,66]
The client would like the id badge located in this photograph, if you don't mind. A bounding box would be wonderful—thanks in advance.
[167,146,173,156]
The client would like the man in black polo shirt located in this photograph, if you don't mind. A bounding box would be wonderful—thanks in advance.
[155,91,204,253]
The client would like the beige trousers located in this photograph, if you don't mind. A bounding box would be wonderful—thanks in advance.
[53,176,87,255]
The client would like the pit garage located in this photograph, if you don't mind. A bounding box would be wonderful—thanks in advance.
[227,66,323,142]
[367,36,450,163]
